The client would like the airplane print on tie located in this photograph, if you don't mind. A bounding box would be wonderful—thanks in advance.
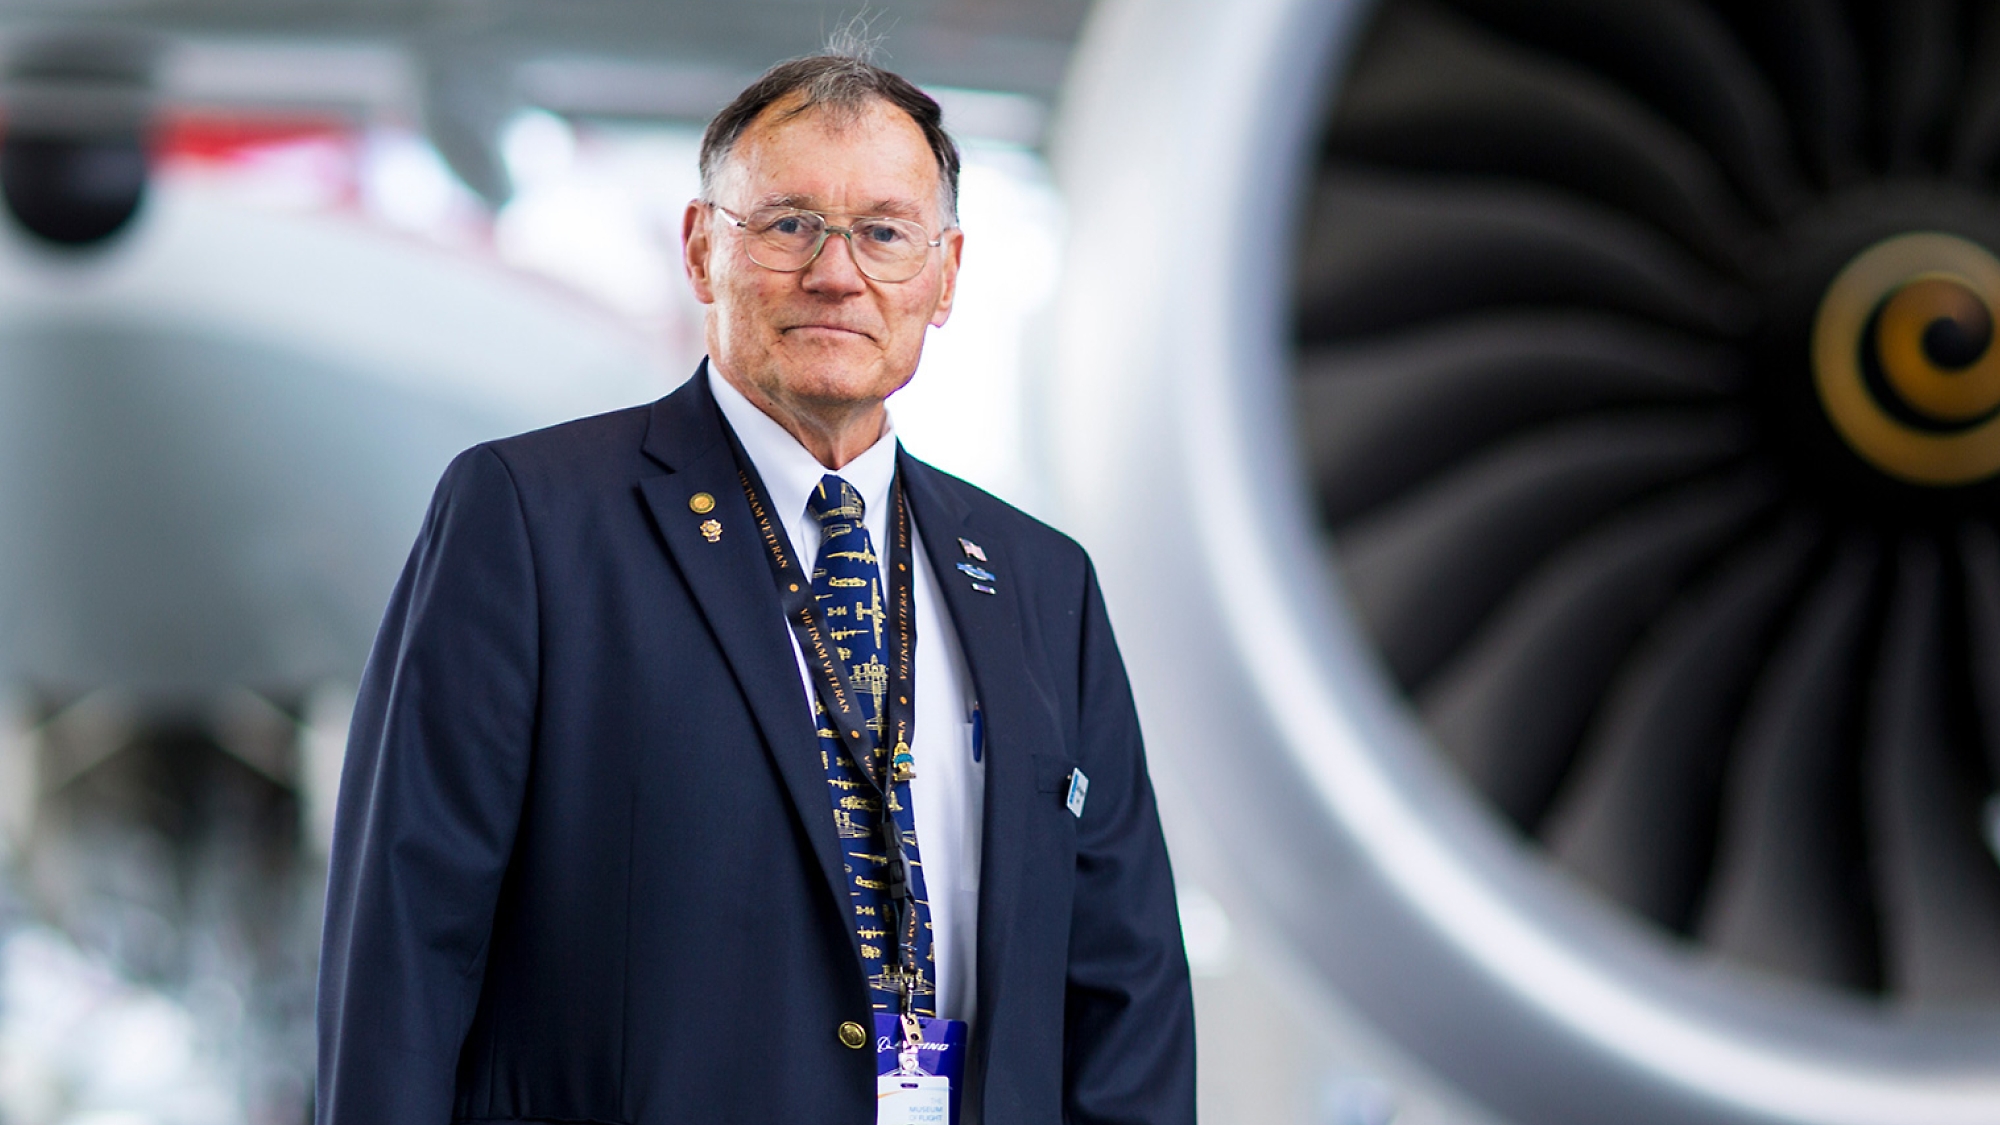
[806,474,936,1015]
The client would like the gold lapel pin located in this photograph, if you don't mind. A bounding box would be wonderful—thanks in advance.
[700,519,722,543]
[689,492,716,514]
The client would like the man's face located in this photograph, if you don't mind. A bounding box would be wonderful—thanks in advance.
[684,96,964,423]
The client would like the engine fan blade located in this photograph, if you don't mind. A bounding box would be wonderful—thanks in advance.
[1541,517,1822,932]
[1295,172,1751,342]
[1336,410,1751,691]
[1298,311,1741,525]
[1419,469,1781,829]
[1961,521,2000,782]
[1704,0,1867,189]
[1329,0,1757,266]
[1698,535,1883,991]
[1878,0,1962,173]
[1864,537,2000,1005]
[1946,4,2000,179]
[1442,0,1807,221]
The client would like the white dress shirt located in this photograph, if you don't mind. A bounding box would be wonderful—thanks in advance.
[709,367,984,1025]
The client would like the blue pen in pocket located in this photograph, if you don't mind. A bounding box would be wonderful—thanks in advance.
[970,703,984,764]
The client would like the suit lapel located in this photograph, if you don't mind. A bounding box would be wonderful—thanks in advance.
[898,452,1042,1057]
[639,374,852,937]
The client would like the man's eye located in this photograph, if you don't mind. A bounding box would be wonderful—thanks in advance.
[768,216,810,236]
[860,222,908,245]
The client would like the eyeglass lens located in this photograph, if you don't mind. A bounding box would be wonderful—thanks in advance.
[743,208,931,281]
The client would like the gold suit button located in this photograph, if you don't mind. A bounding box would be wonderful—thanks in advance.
[837,1020,869,1049]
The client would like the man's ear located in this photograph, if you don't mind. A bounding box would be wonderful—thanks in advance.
[683,199,717,305]
[928,227,965,328]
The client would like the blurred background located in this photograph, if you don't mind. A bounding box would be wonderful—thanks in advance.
[3,1,2000,1123]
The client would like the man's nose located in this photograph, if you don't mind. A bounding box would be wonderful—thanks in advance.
[801,229,869,293]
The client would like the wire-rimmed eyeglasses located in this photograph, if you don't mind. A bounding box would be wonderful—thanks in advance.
[709,202,944,284]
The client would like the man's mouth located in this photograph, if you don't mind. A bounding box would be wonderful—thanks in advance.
[783,323,873,340]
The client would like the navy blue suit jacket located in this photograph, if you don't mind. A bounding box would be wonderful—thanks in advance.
[316,370,1196,1124]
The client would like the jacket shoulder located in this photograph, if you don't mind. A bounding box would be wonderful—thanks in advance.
[479,402,655,482]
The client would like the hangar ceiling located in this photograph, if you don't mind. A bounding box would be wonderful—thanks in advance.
[0,0,1090,116]
[0,0,1085,209]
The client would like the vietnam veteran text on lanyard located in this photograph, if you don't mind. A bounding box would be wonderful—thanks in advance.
[730,452,967,1125]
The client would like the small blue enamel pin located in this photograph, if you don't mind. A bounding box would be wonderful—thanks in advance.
[956,560,998,595]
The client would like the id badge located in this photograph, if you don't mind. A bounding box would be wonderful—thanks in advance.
[874,1014,967,1124]
[877,1072,949,1125]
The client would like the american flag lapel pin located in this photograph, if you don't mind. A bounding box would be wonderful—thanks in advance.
[956,538,996,593]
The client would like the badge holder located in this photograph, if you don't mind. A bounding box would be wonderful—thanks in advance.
[877,1008,951,1124]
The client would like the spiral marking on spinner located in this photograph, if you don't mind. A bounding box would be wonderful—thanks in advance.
[1813,232,2000,486]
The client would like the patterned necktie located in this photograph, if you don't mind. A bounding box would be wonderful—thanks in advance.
[806,474,936,1016]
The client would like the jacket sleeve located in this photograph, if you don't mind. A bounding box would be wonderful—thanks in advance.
[317,445,539,1125]
[1064,561,1198,1125]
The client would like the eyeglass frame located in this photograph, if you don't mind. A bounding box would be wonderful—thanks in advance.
[706,201,947,283]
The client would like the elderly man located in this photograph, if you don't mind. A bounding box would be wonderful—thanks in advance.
[317,50,1195,1125]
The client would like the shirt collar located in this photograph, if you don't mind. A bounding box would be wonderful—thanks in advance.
[707,362,898,541]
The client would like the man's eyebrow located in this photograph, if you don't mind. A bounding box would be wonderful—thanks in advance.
[862,199,926,220]
[753,192,926,220]
[754,192,820,210]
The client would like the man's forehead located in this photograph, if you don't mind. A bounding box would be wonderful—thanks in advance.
[739,96,922,155]
[724,96,939,209]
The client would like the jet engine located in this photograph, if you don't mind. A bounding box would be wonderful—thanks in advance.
[1052,0,2000,1121]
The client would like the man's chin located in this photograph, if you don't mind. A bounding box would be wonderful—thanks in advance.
[774,363,907,410]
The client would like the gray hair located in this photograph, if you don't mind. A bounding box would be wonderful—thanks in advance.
[698,41,960,225]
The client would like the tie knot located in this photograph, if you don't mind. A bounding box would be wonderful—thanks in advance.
[807,475,865,527]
